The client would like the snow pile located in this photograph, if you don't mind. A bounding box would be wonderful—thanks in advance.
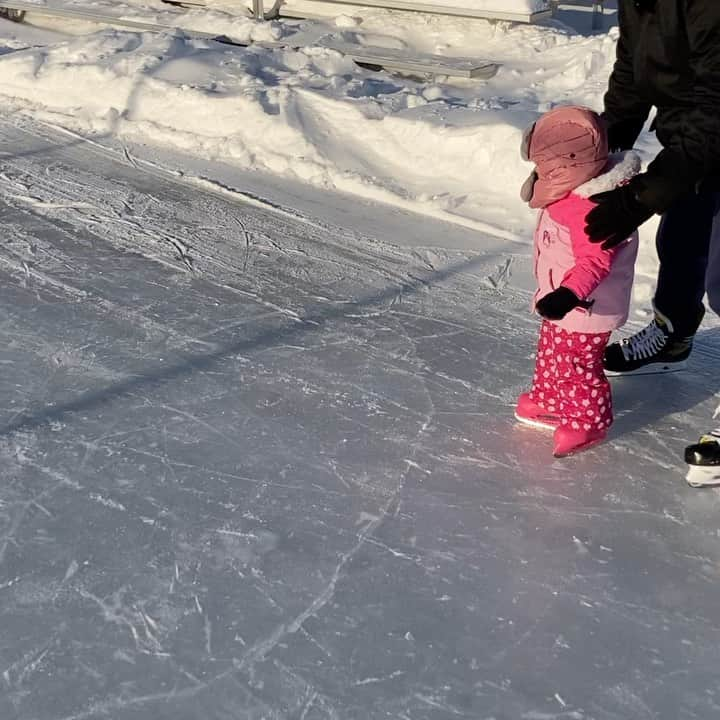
[0,11,629,236]
[0,2,662,292]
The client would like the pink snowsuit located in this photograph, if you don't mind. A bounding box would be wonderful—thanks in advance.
[529,152,640,431]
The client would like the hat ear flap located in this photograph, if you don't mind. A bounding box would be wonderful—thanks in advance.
[520,170,538,203]
[521,122,535,161]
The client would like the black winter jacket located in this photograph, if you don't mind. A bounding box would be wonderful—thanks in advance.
[604,0,720,213]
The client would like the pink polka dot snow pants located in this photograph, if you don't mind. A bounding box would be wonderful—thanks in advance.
[529,320,613,431]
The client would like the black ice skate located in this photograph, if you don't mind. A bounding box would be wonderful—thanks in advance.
[685,429,720,488]
[604,307,701,376]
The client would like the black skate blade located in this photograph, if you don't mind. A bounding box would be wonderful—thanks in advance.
[605,360,688,377]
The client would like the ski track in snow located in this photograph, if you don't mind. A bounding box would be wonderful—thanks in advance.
[0,115,720,719]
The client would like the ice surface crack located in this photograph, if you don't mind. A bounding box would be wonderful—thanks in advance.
[235,364,436,675]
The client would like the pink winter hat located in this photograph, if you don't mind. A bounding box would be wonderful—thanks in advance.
[520,106,609,209]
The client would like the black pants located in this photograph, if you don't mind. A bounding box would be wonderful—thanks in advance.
[654,191,720,337]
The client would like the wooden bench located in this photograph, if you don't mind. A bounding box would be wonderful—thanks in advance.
[265,0,553,24]
[0,0,557,26]
[0,0,216,35]
[318,38,499,78]
[550,0,605,30]
[0,0,500,78]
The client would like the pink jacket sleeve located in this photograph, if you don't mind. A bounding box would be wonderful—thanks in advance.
[548,195,617,300]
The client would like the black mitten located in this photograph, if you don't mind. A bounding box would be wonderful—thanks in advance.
[605,118,645,152]
[585,183,653,250]
[536,287,581,321]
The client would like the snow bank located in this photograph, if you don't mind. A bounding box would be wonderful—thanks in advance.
[0,2,663,303]
[0,13,624,231]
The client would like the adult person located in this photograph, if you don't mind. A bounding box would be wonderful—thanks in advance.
[584,0,720,378]
[582,0,720,478]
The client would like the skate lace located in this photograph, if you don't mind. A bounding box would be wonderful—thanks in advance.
[620,320,667,361]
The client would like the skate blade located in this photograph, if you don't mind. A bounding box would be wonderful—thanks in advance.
[514,412,558,431]
[605,360,688,377]
[686,465,720,488]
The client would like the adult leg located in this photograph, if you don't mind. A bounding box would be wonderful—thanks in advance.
[654,191,716,336]
[685,194,720,486]
[702,193,720,316]
[604,191,716,374]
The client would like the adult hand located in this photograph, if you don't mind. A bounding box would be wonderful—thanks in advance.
[536,287,581,321]
[585,184,653,250]
[605,118,645,153]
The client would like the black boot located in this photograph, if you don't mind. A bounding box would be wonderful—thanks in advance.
[604,306,704,375]
[685,431,720,466]
[686,431,720,487]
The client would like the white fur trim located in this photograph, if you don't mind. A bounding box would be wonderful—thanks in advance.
[575,151,642,197]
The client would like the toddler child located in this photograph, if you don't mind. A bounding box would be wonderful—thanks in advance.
[516,105,640,457]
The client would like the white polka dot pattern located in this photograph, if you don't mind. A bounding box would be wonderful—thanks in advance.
[528,320,612,431]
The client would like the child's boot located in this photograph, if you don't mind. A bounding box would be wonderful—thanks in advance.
[515,392,561,430]
[553,424,606,457]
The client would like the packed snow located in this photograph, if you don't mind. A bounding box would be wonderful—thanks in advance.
[0,0,662,306]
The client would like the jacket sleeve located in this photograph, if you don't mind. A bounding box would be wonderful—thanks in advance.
[638,1,720,212]
[550,198,617,300]
[602,1,652,140]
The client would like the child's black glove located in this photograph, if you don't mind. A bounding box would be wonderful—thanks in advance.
[536,287,581,320]
[585,183,653,250]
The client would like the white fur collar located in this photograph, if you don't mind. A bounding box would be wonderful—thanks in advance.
[575,151,642,197]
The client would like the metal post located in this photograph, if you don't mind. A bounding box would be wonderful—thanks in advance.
[252,0,264,20]
[591,0,603,31]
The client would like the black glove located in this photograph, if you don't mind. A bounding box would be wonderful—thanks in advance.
[585,182,653,250]
[536,287,581,321]
[605,118,645,153]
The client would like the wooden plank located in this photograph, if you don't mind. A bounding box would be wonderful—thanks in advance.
[279,0,553,23]
[318,38,499,79]
[549,0,605,30]
[0,0,279,44]
[0,0,212,33]
[0,0,500,78]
